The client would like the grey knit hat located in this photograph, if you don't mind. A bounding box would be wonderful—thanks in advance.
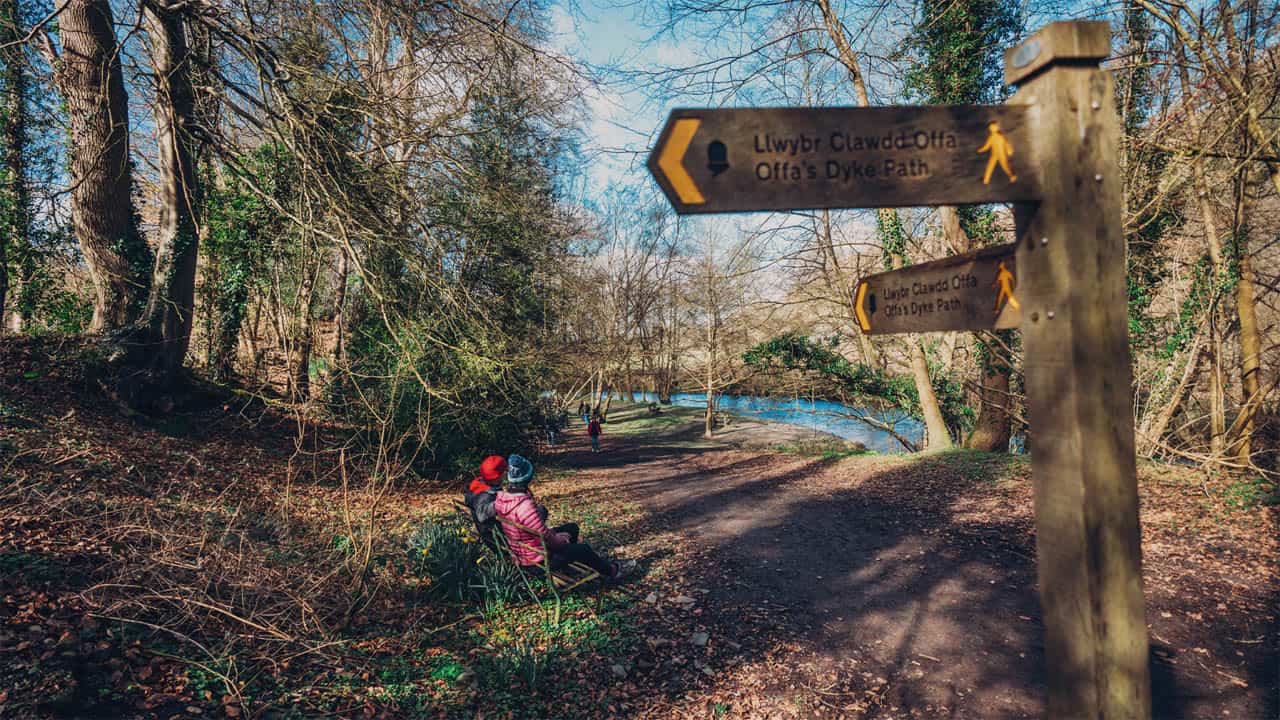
[506,454,534,485]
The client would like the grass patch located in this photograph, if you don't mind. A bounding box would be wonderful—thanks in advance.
[463,596,638,719]
[772,439,875,459]
[1217,476,1278,511]
[919,448,1028,484]
[602,406,696,436]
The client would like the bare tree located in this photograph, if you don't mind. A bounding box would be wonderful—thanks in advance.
[140,0,203,376]
[1132,0,1277,462]
[42,0,152,331]
[683,226,761,438]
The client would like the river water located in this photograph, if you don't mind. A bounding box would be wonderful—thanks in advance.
[630,392,923,454]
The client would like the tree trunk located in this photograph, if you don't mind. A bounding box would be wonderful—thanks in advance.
[856,332,883,370]
[819,0,892,381]
[4,0,34,333]
[591,369,602,413]
[882,246,952,452]
[1138,330,1205,457]
[248,297,265,379]
[703,263,718,439]
[601,382,614,420]
[292,331,312,402]
[626,360,636,402]
[140,1,201,376]
[291,263,317,401]
[0,0,24,331]
[939,206,1013,452]
[910,341,952,449]
[661,279,679,402]
[1180,52,1228,455]
[658,368,672,403]
[704,344,715,439]
[56,0,151,331]
[333,246,349,363]
[1208,318,1226,455]
[938,206,971,254]
[966,345,1012,452]
[1229,204,1262,461]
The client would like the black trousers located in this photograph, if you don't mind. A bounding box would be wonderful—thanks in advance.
[547,522,613,576]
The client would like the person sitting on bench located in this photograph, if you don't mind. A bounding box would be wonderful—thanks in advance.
[494,454,635,580]
[463,455,506,551]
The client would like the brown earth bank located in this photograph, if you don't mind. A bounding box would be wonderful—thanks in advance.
[0,337,1276,719]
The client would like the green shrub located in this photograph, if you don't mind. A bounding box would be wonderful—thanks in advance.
[36,289,93,334]
[407,515,531,606]
[407,515,484,602]
[474,554,528,616]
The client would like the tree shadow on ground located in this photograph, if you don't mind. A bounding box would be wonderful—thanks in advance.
[550,444,1274,719]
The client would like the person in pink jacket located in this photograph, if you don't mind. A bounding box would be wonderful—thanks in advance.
[494,454,635,579]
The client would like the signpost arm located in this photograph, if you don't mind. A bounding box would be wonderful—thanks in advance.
[1007,22,1152,719]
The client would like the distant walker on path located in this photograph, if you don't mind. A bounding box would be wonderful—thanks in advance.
[588,415,603,453]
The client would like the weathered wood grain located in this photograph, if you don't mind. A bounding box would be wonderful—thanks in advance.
[1004,21,1111,86]
[1011,29,1152,720]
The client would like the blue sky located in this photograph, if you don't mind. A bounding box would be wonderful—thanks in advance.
[546,0,703,199]
[542,0,911,259]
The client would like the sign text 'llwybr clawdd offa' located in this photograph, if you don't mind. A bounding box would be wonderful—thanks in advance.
[852,243,1020,335]
[648,106,1038,214]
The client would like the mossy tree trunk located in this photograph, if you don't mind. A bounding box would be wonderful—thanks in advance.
[966,338,1013,452]
[0,0,27,331]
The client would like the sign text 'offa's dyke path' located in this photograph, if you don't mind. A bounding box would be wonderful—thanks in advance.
[647,105,1038,214]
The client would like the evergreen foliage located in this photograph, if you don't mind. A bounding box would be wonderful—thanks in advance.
[1118,2,1184,351]
[202,145,292,378]
[332,60,578,475]
[902,0,1020,106]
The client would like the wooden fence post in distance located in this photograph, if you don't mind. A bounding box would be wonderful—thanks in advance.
[1007,21,1152,719]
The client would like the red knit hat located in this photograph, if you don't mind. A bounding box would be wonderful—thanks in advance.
[479,455,508,481]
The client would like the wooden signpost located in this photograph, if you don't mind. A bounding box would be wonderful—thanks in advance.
[648,20,1151,720]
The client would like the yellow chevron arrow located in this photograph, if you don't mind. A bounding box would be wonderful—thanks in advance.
[854,281,872,332]
[658,118,705,205]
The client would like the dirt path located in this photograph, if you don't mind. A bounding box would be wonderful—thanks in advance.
[543,405,1277,719]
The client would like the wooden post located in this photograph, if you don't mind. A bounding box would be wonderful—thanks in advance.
[1007,22,1152,719]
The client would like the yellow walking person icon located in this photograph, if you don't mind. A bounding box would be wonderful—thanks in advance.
[993,260,1020,313]
[978,122,1017,185]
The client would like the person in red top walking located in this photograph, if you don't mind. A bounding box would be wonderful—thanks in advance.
[587,415,602,453]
